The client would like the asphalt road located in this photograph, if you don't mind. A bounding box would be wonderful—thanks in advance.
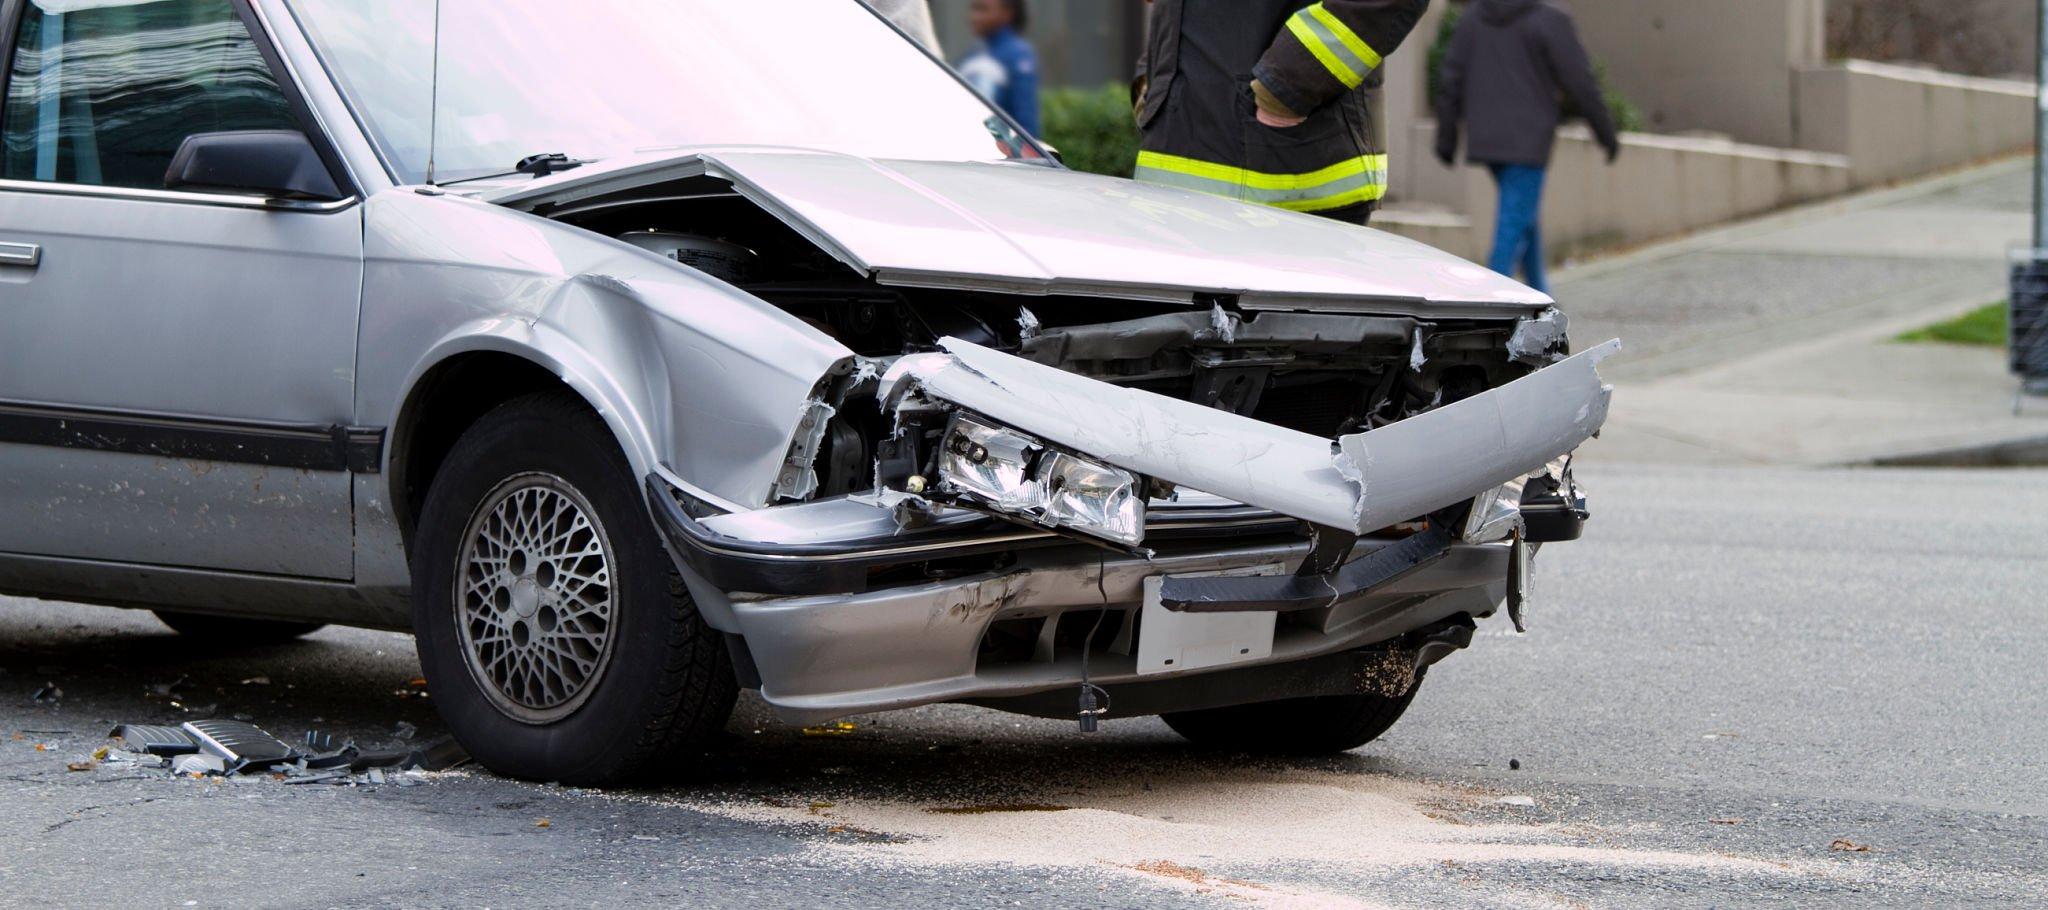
[3,463,2044,909]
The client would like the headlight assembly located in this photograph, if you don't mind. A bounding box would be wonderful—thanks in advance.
[1039,452,1145,547]
[934,414,1147,547]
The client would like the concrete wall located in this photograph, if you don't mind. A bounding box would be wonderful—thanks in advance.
[1380,1,1448,206]
[1794,60,2035,186]
[1570,0,1826,147]
[1382,125,1853,262]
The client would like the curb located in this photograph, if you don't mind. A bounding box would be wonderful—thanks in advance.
[1554,155,2031,285]
[1863,433,2048,468]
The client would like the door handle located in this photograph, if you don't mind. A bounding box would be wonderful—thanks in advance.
[0,242,39,268]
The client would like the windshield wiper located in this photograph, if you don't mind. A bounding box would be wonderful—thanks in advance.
[514,152,586,178]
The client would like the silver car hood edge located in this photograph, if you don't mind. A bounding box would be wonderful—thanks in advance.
[479,148,1554,315]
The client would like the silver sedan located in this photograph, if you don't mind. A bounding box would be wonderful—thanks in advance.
[0,0,1613,783]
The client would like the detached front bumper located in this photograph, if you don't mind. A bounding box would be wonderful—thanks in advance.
[647,336,1615,723]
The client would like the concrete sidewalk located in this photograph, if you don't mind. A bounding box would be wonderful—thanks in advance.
[1548,158,2048,466]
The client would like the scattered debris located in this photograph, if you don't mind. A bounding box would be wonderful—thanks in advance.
[534,817,553,829]
[100,719,467,786]
[65,761,95,772]
[1710,818,1746,826]
[173,753,228,777]
[110,724,200,755]
[801,721,858,737]
[30,683,61,704]
[239,676,271,687]
[148,676,189,698]
[1495,795,1537,808]
[1829,839,1872,853]
[1702,731,1741,741]
[1508,759,1521,771]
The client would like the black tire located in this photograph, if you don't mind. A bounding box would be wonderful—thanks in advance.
[1161,682,1421,755]
[411,390,736,785]
[153,610,325,644]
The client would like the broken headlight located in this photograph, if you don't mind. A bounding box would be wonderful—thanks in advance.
[1462,477,1527,544]
[936,416,1039,510]
[934,414,1147,547]
[1039,452,1146,547]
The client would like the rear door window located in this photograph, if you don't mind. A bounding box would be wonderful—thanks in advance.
[1,0,297,190]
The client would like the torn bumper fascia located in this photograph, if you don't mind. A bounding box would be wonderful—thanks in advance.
[688,533,1514,725]
[885,337,1620,539]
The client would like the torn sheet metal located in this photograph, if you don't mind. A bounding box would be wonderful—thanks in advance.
[1336,340,1617,533]
[885,337,1617,535]
[1507,307,1571,366]
[1016,306,1042,342]
[773,399,836,501]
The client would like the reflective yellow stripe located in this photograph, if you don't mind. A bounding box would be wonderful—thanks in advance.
[1135,150,1388,212]
[1285,16,1361,88]
[1306,4,1382,71]
[1136,151,1387,191]
[1269,184,1386,212]
[1285,3,1383,90]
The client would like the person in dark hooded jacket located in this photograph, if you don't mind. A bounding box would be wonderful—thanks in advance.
[1433,0,1618,293]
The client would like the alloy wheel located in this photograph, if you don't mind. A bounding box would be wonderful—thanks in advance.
[453,473,619,723]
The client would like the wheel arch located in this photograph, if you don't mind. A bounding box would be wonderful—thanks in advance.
[388,331,661,554]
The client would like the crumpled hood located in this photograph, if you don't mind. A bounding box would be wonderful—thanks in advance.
[479,148,1551,314]
[1477,0,1542,24]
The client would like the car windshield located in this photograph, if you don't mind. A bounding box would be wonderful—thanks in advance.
[285,0,1032,184]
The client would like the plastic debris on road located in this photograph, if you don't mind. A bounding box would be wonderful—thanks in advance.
[99,718,468,786]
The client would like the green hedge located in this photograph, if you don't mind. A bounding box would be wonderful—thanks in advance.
[1040,84,1141,178]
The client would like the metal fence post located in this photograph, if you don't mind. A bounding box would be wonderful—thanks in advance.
[2013,0,2048,399]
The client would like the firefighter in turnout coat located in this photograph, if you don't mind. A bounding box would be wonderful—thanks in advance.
[1134,0,1431,225]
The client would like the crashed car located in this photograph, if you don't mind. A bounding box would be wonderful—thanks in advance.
[0,0,1613,784]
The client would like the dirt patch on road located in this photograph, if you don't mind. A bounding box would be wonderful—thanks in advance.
[671,768,1807,907]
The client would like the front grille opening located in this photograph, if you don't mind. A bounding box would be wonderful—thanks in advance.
[976,608,1134,671]
[1251,377,1369,437]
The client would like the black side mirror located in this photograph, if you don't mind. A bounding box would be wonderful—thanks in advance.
[164,130,343,201]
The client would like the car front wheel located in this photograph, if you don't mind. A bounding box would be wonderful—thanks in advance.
[411,390,735,785]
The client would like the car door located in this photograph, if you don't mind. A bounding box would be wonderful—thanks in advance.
[0,0,363,579]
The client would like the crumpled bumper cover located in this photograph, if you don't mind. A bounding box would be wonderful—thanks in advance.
[654,337,1616,597]
[885,337,1618,537]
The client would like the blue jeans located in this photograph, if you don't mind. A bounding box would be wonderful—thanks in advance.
[1487,164,1549,294]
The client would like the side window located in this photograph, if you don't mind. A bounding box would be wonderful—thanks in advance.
[1,0,298,190]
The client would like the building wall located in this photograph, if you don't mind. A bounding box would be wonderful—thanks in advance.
[1568,0,1826,148]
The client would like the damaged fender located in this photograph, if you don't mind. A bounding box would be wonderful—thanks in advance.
[885,337,1619,536]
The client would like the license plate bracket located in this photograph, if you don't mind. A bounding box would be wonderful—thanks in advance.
[1136,565,1283,676]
